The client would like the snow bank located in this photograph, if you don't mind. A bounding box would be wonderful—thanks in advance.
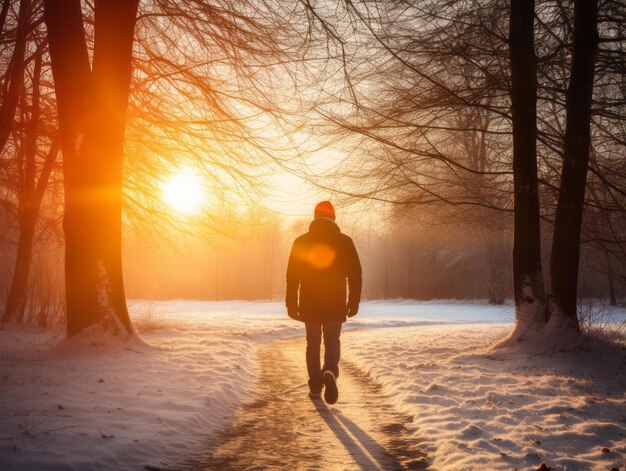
[0,312,259,470]
[342,324,626,470]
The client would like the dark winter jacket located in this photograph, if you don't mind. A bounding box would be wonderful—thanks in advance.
[285,218,362,322]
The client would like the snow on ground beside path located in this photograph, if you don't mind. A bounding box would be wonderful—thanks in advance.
[342,324,626,471]
[0,299,624,470]
[0,301,298,471]
[0,326,257,470]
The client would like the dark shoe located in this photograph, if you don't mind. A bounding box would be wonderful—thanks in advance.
[309,389,322,398]
[323,371,338,405]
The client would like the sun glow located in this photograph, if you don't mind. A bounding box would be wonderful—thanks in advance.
[163,170,206,215]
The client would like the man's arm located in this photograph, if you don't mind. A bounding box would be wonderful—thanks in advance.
[285,241,301,320]
[346,238,362,317]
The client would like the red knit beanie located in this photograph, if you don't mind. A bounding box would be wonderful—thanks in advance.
[314,201,335,220]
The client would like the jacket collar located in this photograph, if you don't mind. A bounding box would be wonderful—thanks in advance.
[309,217,340,234]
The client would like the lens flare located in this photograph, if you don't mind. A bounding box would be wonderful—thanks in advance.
[307,243,336,269]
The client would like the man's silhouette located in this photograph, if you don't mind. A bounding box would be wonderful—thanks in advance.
[286,201,362,404]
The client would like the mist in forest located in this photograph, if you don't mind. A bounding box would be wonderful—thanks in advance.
[1,201,620,320]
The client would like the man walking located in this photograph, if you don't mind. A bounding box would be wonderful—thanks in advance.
[286,201,362,404]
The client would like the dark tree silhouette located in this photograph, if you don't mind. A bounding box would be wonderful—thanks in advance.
[44,0,139,337]
[545,0,600,333]
[501,0,546,344]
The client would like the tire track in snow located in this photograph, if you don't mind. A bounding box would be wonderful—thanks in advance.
[187,336,429,470]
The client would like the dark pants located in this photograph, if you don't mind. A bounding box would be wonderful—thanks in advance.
[305,321,342,392]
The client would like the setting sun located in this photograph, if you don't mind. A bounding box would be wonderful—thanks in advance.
[163,170,205,214]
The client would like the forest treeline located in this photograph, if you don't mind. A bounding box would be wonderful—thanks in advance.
[118,211,620,305]
[4,208,616,307]
[0,0,623,349]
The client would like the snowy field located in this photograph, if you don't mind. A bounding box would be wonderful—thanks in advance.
[0,300,624,470]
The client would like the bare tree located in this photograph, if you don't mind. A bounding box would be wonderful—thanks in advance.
[545,0,600,334]
[297,0,623,347]
[502,0,546,344]
[2,3,61,325]
[44,0,139,337]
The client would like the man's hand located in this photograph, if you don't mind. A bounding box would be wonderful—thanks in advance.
[287,306,301,322]
[347,304,359,317]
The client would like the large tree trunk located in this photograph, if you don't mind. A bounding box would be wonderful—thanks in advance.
[545,0,599,335]
[44,0,139,337]
[499,0,545,345]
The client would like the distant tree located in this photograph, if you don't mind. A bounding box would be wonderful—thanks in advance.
[3,44,60,324]
[1,2,61,326]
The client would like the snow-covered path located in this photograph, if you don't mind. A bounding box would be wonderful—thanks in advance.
[185,336,429,470]
[2,301,624,470]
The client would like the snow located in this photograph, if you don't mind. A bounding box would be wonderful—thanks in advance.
[342,323,626,470]
[0,306,259,470]
[0,300,624,470]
